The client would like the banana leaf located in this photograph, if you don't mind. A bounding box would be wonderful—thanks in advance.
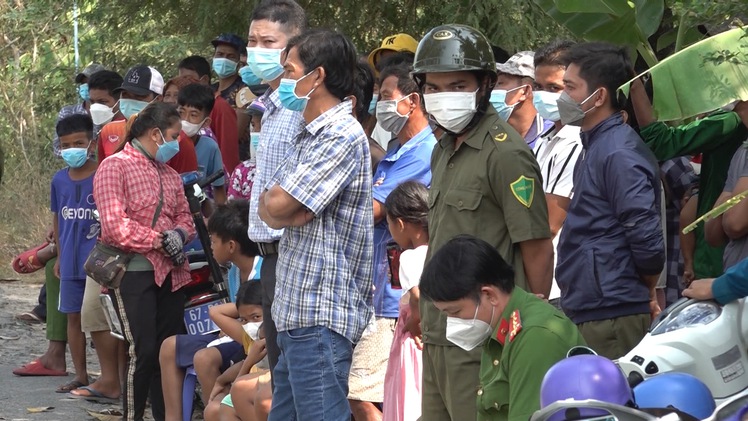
[532,0,664,50]
[619,27,748,121]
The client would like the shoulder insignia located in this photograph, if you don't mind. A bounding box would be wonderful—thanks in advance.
[510,175,535,208]
[496,318,509,345]
[509,310,522,342]
[494,132,507,142]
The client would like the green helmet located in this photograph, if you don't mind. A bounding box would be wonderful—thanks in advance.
[412,24,497,83]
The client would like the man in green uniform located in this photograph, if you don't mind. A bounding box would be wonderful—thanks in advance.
[420,235,584,421]
[411,24,554,421]
[629,80,748,279]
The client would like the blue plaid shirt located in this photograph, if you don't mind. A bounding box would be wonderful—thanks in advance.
[247,89,305,243]
[271,100,374,343]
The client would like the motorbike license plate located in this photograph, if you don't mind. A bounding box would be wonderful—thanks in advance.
[184,301,221,335]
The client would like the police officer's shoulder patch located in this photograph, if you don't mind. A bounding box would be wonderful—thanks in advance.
[509,310,522,342]
[510,175,535,208]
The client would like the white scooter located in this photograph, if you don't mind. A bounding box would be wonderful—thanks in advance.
[617,297,748,405]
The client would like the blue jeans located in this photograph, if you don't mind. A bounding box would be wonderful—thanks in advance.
[268,326,353,421]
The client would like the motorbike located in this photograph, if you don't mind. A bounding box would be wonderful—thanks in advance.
[179,170,230,336]
[617,297,748,406]
[100,170,229,340]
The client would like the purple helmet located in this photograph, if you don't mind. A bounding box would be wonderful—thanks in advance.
[540,355,634,420]
[633,373,715,419]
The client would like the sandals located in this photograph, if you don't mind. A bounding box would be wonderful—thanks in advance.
[56,379,87,393]
[15,311,43,323]
[12,358,67,376]
[12,242,52,274]
[70,385,120,403]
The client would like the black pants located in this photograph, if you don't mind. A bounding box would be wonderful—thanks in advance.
[34,284,47,320]
[260,253,279,376]
[110,271,184,421]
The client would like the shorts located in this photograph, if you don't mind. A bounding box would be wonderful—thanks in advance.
[81,277,109,333]
[58,278,86,314]
[221,393,234,408]
[176,334,244,371]
[348,317,396,402]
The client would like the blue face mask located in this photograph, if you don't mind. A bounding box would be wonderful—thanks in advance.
[533,90,562,122]
[155,130,180,163]
[239,65,262,86]
[368,93,378,115]
[246,47,285,81]
[61,143,91,168]
[213,58,238,79]
[278,70,317,112]
[490,85,528,121]
[78,83,90,102]
[119,98,150,119]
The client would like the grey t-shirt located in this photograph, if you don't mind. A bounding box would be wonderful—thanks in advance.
[723,145,748,269]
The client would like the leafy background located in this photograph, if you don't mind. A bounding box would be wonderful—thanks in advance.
[0,0,742,278]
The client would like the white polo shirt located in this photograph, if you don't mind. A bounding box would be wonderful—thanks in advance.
[533,124,583,301]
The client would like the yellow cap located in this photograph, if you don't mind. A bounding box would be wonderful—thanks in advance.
[367,33,419,70]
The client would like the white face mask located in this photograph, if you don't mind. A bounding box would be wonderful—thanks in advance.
[445,303,494,351]
[376,94,412,135]
[242,321,262,341]
[90,101,117,126]
[181,118,206,137]
[424,90,478,134]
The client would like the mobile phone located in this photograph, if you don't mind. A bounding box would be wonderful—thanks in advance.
[99,293,125,341]
[386,242,403,289]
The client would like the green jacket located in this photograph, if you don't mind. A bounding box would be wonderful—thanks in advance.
[640,111,748,277]
[477,288,586,421]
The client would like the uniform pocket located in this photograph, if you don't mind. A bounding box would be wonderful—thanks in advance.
[428,189,439,209]
[444,188,482,211]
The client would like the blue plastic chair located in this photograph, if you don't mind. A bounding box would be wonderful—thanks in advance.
[182,366,198,421]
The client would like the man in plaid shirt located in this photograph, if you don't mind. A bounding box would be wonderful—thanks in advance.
[259,29,373,421]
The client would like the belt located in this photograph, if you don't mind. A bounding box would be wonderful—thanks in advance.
[257,241,280,256]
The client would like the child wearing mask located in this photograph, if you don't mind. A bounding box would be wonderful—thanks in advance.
[159,200,261,421]
[382,181,429,421]
[51,114,100,393]
[177,83,227,206]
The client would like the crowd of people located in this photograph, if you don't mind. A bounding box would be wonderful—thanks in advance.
[9,1,748,421]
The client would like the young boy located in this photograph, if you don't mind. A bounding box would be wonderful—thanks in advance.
[178,83,227,206]
[51,114,100,393]
[160,200,260,420]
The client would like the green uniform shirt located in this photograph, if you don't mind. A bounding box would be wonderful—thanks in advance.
[640,111,748,278]
[422,106,551,346]
[477,288,586,421]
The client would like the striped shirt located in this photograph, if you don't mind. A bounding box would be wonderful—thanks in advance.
[247,89,305,243]
[533,124,582,301]
[271,100,374,343]
[93,142,196,291]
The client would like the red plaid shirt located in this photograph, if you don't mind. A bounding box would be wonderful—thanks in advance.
[94,142,196,291]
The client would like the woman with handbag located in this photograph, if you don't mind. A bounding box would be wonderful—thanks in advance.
[93,102,196,421]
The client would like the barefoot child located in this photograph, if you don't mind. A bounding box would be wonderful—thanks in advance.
[382,181,429,421]
[52,114,100,392]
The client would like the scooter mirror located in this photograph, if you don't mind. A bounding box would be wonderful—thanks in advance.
[567,346,598,358]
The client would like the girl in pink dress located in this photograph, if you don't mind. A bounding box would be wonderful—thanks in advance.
[382,181,429,421]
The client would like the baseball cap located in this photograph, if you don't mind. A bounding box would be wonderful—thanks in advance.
[368,33,419,69]
[75,63,106,83]
[211,33,247,53]
[114,65,165,96]
[496,51,536,79]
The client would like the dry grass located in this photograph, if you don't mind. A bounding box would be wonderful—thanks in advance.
[0,154,60,283]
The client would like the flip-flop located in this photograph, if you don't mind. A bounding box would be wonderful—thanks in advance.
[12,242,50,274]
[56,379,87,393]
[15,311,43,323]
[12,358,67,376]
[69,386,120,404]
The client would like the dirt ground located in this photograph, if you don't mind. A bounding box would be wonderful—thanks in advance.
[0,278,129,420]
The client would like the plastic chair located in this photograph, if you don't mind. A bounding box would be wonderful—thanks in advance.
[183,366,198,421]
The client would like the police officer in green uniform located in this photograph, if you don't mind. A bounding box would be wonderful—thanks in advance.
[420,235,585,421]
[412,24,554,421]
